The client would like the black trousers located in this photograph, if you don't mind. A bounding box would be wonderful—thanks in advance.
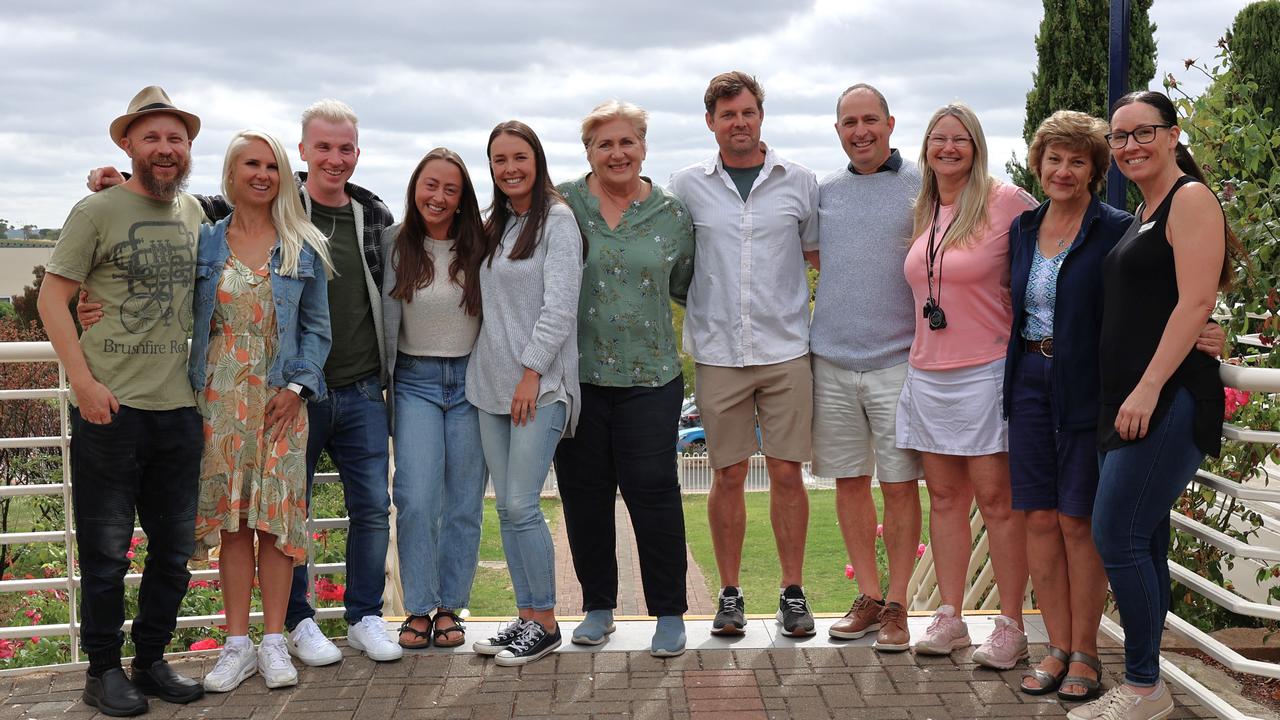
[554,377,688,617]
[70,406,201,668]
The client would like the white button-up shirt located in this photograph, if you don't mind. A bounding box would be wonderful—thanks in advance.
[669,145,819,367]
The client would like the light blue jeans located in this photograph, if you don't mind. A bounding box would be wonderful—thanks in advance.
[478,402,565,611]
[392,354,486,615]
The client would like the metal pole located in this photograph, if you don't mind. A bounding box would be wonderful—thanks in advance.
[1107,0,1132,210]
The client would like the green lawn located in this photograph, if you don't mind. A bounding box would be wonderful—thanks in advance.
[466,497,560,617]
[681,487,931,614]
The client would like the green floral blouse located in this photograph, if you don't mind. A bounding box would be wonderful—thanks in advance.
[557,174,696,388]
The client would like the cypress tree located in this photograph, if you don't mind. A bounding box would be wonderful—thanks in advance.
[1229,0,1280,118]
[1008,0,1157,206]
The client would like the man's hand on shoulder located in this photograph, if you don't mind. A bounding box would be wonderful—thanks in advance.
[87,167,125,192]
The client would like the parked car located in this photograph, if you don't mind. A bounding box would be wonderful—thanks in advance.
[679,401,700,428]
[677,425,707,455]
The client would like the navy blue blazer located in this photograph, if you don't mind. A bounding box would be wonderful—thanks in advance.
[1002,195,1133,431]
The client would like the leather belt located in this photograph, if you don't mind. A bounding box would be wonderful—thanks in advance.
[1024,337,1054,358]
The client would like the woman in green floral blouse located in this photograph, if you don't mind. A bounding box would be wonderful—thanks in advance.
[554,100,696,657]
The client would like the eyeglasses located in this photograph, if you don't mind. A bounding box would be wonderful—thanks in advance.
[927,135,972,148]
[1105,124,1173,149]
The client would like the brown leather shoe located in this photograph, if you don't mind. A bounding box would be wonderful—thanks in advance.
[829,594,882,640]
[873,601,910,652]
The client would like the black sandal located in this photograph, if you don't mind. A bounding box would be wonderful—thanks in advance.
[1057,651,1104,701]
[397,614,433,649]
[432,610,466,649]
[1020,646,1069,695]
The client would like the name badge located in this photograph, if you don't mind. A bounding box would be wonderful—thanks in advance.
[1138,221,1156,233]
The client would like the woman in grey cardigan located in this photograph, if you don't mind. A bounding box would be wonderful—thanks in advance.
[381,148,486,650]
[467,120,584,667]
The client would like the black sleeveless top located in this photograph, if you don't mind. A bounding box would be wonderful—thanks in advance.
[1097,176,1223,456]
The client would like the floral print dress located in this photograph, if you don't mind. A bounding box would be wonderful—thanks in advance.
[193,254,308,565]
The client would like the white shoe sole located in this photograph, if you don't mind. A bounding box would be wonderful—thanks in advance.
[287,640,342,667]
[493,637,561,667]
[348,630,403,662]
[471,642,506,656]
[203,663,257,693]
[571,623,615,646]
[829,622,881,640]
[913,636,972,655]
[972,646,1029,670]
[776,610,816,637]
[261,669,298,689]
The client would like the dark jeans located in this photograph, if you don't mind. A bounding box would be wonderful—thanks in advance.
[286,374,391,627]
[1093,387,1205,686]
[554,377,688,617]
[70,405,202,668]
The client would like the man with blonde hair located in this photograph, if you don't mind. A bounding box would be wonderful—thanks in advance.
[669,71,820,638]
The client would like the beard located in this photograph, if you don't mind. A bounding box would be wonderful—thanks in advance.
[133,153,192,201]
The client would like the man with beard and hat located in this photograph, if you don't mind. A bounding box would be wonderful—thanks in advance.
[38,86,207,716]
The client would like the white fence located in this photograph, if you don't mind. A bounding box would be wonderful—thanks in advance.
[2,339,1279,720]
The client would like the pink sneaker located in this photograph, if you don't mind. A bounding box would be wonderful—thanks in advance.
[972,615,1029,669]
[913,605,970,655]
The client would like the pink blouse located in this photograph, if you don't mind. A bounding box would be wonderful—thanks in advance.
[904,182,1039,370]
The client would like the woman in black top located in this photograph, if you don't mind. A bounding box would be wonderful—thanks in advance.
[1075,91,1240,720]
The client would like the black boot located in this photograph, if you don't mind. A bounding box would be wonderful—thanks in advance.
[83,668,148,717]
[132,659,204,704]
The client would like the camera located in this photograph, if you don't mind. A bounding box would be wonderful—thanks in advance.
[923,300,947,331]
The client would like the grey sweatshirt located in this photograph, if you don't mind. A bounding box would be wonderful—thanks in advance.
[465,202,583,435]
[809,159,922,371]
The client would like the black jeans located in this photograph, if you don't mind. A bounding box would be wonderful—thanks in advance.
[70,405,202,667]
[554,377,688,617]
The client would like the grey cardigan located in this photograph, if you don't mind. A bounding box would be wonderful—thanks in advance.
[465,202,583,436]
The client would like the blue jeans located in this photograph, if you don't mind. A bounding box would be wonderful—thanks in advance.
[478,402,565,611]
[286,374,391,627]
[392,354,486,615]
[70,406,202,670]
[1093,388,1205,686]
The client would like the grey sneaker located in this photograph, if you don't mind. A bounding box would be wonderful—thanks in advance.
[776,585,815,637]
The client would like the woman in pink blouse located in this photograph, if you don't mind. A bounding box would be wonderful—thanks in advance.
[895,102,1038,667]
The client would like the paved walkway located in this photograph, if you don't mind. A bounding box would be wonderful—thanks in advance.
[0,616,1218,720]
[552,498,715,617]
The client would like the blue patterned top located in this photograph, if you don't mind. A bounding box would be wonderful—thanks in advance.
[1021,244,1069,341]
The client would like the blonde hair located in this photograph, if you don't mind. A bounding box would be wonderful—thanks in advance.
[221,130,334,278]
[580,100,649,149]
[300,99,359,141]
[1027,110,1110,194]
[912,102,992,250]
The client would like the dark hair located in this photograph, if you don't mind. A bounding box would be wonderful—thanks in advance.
[390,148,483,315]
[1111,90,1243,289]
[703,71,765,116]
[482,120,571,266]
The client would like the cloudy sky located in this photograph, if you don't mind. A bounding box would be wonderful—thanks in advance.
[0,0,1251,228]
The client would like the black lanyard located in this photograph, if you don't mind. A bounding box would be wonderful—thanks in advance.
[925,197,947,306]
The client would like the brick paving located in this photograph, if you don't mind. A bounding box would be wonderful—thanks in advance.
[0,642,1218,720]
[553,498,715,618]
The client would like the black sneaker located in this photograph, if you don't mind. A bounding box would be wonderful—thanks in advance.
[82,668,148,717]
[472,618,527,656]
[493,621,561,666]
[712,587,746,636]
[777,585,815,637]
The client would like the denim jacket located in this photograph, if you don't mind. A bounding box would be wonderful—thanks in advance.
[188,216,332,400]
[1002,195,1132,431]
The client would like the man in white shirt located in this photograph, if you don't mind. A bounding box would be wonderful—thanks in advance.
[668,71,819,638]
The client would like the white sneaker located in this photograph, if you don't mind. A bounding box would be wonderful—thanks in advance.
[257,638,298,688]
[203,642,257,692]
[287,618,342,667]
[347,615,403,662]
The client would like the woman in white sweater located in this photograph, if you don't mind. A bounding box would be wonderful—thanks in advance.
[467,120,584,666]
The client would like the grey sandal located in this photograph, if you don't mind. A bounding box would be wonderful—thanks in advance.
[1057,651,1103,701]
[1020,646,1069,695]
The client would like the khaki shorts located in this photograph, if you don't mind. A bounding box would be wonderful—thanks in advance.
[811,356,922,482]
[694,356,813,469]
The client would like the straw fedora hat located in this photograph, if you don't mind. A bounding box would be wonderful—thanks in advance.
[109,85,201,144]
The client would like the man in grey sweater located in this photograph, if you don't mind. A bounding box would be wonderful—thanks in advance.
[809,84,924,652]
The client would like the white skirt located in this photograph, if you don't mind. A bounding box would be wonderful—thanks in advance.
[895,358,1008,456]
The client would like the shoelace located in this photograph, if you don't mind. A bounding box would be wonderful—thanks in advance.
[1092,687,1131,720]
[718,594,742,614]
[214,645,248,674]
[925,613,952,635]
[851,596,876,615]
[986,623,1019,648]
[781,595,809,615]
[489,619,526,645]
[506,622,545,654]
[359,616,389,639]
[295,622,324,647]
[261,642,291,671]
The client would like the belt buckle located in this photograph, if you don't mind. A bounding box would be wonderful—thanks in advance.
[1039,337,1054,358]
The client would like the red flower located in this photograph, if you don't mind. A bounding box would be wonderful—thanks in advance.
[0,639,14,659]
[189,638,221,651]
[315,578,346,602]
[1224,388,1251,420]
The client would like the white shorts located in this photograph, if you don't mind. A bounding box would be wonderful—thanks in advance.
[895,358,1008,456]
[812,357,922,482]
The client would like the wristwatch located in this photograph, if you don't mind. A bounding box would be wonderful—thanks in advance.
[285,382,311,400]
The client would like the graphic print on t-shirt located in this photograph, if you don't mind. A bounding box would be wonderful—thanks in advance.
[102,220,195,339]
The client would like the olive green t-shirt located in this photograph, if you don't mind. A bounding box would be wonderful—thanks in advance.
[311,201,379,387]
[47,185,204,410]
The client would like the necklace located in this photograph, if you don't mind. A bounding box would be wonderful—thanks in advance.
[594,177,642,214]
